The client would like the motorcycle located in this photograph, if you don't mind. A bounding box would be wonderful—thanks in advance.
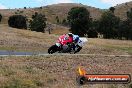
[48,37,88,54]
[48,42,75,54]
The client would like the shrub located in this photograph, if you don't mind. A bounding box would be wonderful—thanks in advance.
[55,16,59,23]
[87,29,98,38]
[24,7,26,9]
[8,15,27,29]
[40,7,42,9]
[0,13,2,23]
[29,13,46,32]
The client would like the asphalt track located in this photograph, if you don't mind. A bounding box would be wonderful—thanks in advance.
[0,50,131,57]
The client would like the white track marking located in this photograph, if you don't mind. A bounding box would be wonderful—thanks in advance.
[0,54,131,57]
[39,54,132,57]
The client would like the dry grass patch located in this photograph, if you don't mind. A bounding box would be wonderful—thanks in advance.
[0,24,132,55]
[0,56,131,88]
[81,38,132,55]
[51,26,69,35]
[0,24,58,52]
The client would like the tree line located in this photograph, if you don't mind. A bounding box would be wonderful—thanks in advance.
[67,7,132,40]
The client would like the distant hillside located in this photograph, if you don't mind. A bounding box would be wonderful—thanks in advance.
[1,2,132,24]
[42,3,103,23]
[114,1,132,20]
[0,3,103,24]
[0,8,38,24]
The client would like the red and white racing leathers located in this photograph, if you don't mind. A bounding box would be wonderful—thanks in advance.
[57,34,73,45]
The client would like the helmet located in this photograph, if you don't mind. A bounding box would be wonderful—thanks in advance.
[68,33,73,37]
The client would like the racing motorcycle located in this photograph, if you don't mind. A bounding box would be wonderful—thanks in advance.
[48,42,76,54]
[48,37,87,54]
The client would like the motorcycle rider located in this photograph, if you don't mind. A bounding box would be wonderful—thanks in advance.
[73,34,83,53]
[57,33,73,51]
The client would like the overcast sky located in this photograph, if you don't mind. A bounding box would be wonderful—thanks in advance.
[0,0,132,9]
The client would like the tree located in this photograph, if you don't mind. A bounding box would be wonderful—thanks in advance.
[29,13,46,32]
[91,20,100,37]
[8,15,27,29]
[24,7,26,9]
[127,8,132,21]
[67,7,91,36]
[116,8,132,40]
[99,11,120,39]
[126,8,132,39]
[32,12,38,19]
[87,29,98,38]
[109,7,115,13]
[62,19,66,24]
[118,21,130,39]
[62,19,69,26]
[55,16,59,23]
[40,7,42,9]
[0,14,2,23]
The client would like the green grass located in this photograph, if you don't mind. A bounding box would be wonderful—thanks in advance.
[4,78,37,88]
[0,46,47,52]
[116,47,132,54]
[0,65,15,76]
[104,45,132,54]
[0,46,17,51]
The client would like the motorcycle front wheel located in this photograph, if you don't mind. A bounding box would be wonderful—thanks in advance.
[48,45,58,54]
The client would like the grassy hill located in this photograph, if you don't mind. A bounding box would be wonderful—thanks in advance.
[0,3,104,35]
[114,1,132,20]
[42,3,103,23]
[0,24,58,52]
[0,3,103,24]
[1,2,132,24]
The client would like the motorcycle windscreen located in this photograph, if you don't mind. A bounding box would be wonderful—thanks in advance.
[79,37,88,43]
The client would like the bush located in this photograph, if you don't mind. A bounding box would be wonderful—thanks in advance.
[24,7,26,9]
[55,16,59,23]
[40,7,42,9]
[0,14,2,23]
[62,19,69,26]
[109,7,115,13]
[29,13,46,32]
[8,15,27,29]
[87,29,98,38]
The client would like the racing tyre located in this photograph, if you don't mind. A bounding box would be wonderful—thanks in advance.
[48,45,58,54]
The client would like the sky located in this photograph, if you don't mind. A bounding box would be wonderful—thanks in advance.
[0,0,132,9]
